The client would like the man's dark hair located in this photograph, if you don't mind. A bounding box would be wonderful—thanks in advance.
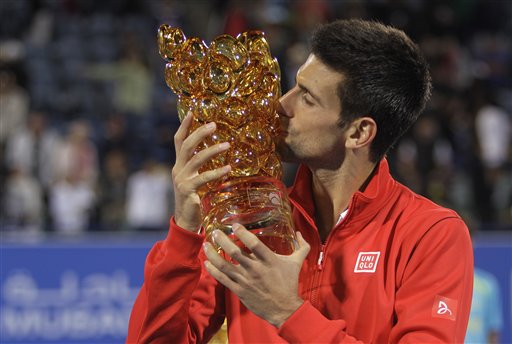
[311,19,432,162]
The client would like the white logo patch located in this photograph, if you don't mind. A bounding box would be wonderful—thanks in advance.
[436,301,452,315]
[432,295,457,320]
[354,251,381,273]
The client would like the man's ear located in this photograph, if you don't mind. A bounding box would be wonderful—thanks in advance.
[344,117,377,149]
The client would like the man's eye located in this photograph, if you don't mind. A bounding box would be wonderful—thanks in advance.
[302,93,314,105]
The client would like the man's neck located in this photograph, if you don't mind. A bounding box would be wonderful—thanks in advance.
[310,159,377,241]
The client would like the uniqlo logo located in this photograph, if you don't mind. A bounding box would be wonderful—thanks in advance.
[354,252,380,273]
[432,295,458,321]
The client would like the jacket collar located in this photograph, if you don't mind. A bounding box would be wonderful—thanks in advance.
[288,159,396,227]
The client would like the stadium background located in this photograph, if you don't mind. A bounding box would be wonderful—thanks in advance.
[0,0,510,343]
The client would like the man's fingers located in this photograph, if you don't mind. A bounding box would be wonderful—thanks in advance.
[211,229,252,267]
[172,141,231,192]
[175,119,217,169]
[204,260,239,293]
[180,122,217,157]
[232,224,274,262]
[186,142,230,173]
[184,164,231,191]
[174,112,194,154]
[203,242,246,290]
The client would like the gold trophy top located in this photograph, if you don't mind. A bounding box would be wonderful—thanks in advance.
[157,25,283,186]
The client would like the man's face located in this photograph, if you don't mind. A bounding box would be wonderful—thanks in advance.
[276,54,346,169]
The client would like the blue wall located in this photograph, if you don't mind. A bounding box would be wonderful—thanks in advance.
[0,237,152,344]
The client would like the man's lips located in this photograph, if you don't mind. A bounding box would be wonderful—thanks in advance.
[276,127,288,136]
[277,119,289,135]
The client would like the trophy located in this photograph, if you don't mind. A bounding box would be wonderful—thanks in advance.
[158,25,297,255]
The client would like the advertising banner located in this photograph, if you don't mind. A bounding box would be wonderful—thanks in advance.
[1,241,150,343]
[1,234,510,343]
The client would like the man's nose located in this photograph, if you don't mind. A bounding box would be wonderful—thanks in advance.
[277,90,294,118]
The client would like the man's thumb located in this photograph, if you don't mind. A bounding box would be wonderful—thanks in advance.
[294,231,311,261]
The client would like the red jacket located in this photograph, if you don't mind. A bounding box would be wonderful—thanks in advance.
[127,159,473,343]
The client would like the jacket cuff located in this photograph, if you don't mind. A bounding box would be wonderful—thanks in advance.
[278,301,330,342]
[165,217,205,264]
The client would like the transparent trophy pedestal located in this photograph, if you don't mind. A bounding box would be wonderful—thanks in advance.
[201,176,297,256]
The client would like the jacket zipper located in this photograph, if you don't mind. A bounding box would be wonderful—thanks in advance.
[289,197,324,305]
[307,197,357,308]
[310,244,324,307]
[316,244,325,270]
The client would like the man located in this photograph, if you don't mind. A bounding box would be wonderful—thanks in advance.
[127,19,473,343]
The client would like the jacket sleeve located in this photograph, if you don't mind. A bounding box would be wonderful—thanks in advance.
[126,218,225,344]
[278,217,473,343]
[389,217,473,343]
[278,301,364,343]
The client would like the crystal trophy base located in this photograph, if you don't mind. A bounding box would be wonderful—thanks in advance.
[201,176,297,255]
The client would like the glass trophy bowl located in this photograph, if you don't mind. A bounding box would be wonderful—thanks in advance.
[158,25,297,255]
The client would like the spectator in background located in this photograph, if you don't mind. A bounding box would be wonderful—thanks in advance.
[475,101,511,170]
[97,150,129,231]
[4,110,61,231]
[126,159,173,232]
[84,38,153,117]
[394,114,454,205]
[2,168,43,232]
[293,0,332,40]
[5,111,61,190]
[222,0,250,37]
[97,113,132,169]
[49,120,98,233]
[472,81,512,224]
[465,267,504,344]
[54,120,98,186]
[49,171,95,234]
[0,69,29,145]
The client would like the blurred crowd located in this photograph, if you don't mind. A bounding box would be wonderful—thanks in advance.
[0,0,510,235]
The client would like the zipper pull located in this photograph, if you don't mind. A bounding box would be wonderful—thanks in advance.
[317,246,325,270]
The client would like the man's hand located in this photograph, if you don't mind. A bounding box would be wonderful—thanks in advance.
[203,224,311,327]
[172,113,231,232]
